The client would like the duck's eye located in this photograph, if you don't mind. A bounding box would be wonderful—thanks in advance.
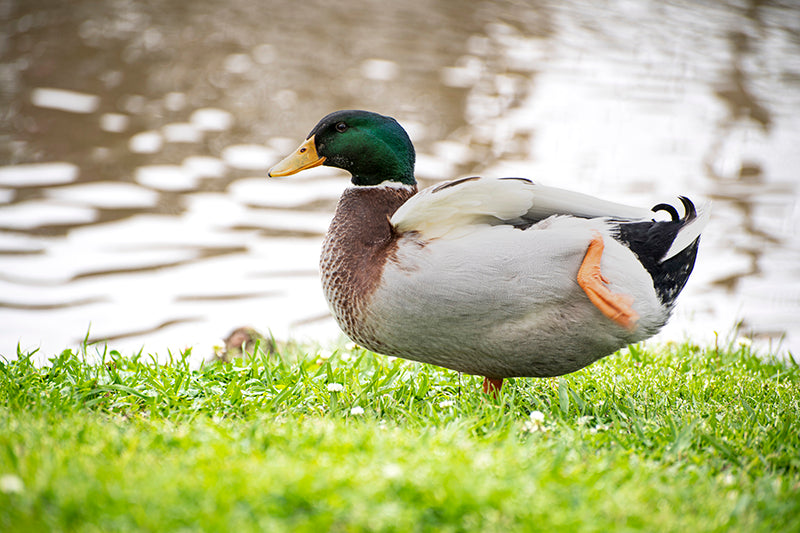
[335,122,348,132]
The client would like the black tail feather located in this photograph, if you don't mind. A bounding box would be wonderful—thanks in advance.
[614,197,701,306]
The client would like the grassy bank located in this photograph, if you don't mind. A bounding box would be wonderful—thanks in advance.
[1,339,798,532]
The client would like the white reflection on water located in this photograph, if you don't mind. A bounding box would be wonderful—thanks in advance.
[162,122,202,144]
[134,165,198,192]
[46,182,159,209]
[190,108,234,132]
[99,113,130,133]
[221,145,277,170]
[0,0,798,362]
[230,177,348,209]
[128,131,163,154]
[0,163,79,187]
[30,87,100,114]
[361,59,400,81]
[0,200,98,230]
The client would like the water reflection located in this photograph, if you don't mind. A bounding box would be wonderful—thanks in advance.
[1,0,798,360]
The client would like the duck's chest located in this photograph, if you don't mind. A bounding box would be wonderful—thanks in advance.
[319,185,416,344]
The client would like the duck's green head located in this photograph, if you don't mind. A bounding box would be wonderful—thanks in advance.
[268,110,416,186]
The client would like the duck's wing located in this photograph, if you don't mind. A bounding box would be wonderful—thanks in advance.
[391,177,653,239]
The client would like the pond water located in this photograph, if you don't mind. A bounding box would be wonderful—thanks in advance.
[1,0,799,361]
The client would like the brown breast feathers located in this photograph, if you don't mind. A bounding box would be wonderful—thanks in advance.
[320,185,417,343]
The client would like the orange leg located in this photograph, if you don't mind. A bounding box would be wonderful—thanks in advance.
[482,377,504,396]
[577,232,639,330]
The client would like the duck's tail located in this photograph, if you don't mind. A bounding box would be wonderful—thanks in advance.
[614,197,711,307]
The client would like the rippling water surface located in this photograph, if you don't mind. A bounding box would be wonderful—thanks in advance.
[1,0,799,360]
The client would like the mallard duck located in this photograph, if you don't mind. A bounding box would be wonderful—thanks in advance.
[268,110,709,393]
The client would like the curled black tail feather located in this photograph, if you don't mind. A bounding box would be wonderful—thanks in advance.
[652,202,680,221]
[652,197,696,222]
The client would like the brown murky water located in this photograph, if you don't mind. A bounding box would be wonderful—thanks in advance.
[1,0,799,360]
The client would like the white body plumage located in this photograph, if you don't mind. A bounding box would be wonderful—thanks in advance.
[367,215,667,377]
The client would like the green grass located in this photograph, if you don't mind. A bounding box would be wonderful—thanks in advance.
[1,339,798,532]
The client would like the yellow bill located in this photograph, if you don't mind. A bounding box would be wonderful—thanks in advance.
[267,136,326,177]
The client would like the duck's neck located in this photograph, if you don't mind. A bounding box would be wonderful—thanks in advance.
[320,183,417,332]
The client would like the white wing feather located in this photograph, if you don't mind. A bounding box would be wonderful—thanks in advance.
[391,177,654,240]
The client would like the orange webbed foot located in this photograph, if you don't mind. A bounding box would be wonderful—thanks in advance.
[577,232,639,330]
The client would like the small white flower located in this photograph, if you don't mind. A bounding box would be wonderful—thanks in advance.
[0,474,24,494]
[349,406,365,415]
[211,339,226,354]
[327,383,344,392]
[576,415,593,427]
[317,349,334,360]
[523,410,548,433]
[438,400,455,408]
[530,410,545,423]
[737,336,752,347]
[590,423,611,434]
